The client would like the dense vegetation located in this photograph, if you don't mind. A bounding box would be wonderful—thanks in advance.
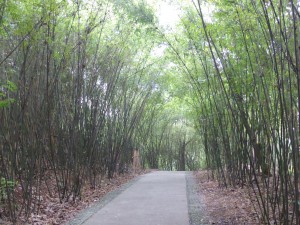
[181,1,300,224]
[0,0,201,222]
[0,0,300,224]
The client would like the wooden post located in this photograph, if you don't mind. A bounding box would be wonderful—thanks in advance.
[132,149,141,173]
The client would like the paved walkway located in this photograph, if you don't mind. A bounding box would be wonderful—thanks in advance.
[83,171,190,225]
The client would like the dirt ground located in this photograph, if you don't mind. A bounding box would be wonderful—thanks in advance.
[3,170,262,225]
[194,170,260,224]
[1,171,147,225]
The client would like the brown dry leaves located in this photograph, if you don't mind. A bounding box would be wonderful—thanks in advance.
[194,170,260,224]
[2,171,145,225]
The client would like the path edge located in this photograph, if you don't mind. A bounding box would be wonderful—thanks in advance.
[185,171,209,225]
[65,175,142,225]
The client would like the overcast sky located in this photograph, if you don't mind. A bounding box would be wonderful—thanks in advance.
[157,1,182,29]
[154,0,214,29]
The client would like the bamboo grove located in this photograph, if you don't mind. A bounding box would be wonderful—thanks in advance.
[0,0,204,221]
[170,0,300,223]
[1,0,300,224]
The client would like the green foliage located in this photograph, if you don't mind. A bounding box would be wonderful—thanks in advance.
[0,80,17,108]
[0,177,15,201]
[173,0,300,222]
[112,0,155,24]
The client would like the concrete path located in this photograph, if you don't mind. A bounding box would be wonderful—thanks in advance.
[83,171,189,225]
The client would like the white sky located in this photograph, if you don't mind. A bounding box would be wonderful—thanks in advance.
[153,0,214,29]
[157,1,182,30]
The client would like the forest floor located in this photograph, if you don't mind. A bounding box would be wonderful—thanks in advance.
[2,170,147,225]
[3,170,263,225]
[195,170,260,224]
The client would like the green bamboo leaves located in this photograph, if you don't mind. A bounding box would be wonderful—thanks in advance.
[174,0,300,223]
[0,80,17,108]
